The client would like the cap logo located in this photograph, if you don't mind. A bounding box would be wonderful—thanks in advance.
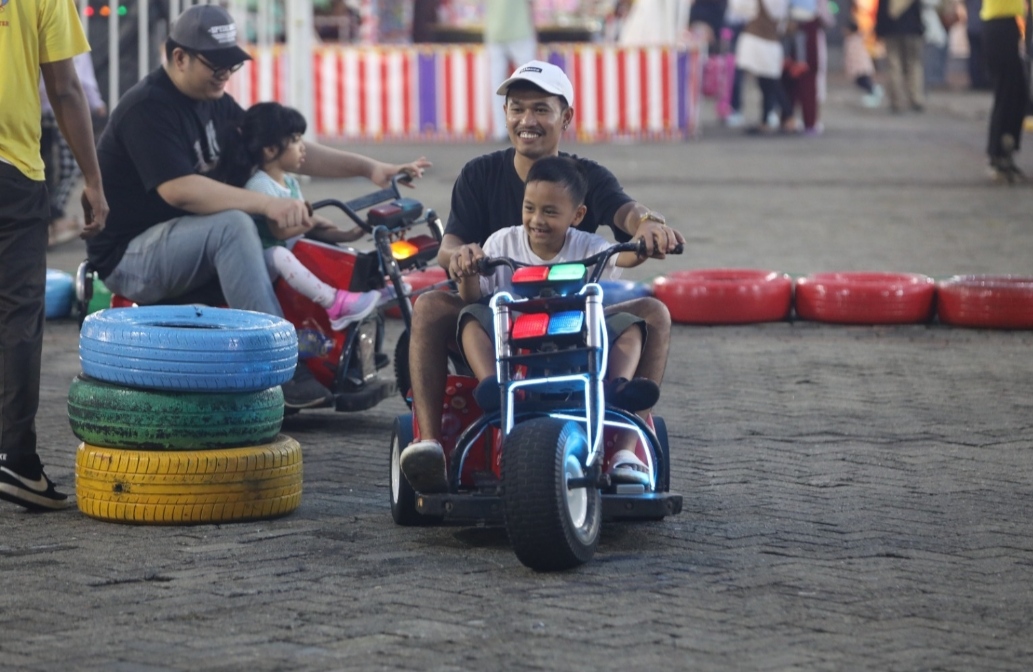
[520,66,543,74]
[208,24,237,44]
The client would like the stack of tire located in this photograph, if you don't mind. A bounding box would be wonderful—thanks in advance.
[71,305,303,524]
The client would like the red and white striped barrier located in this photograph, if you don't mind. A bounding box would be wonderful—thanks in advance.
[226,43,702,142]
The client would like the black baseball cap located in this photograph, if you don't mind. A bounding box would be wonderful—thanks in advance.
[168,4,251,68]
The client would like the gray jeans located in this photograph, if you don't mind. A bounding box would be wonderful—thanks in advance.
[104,210,283,317]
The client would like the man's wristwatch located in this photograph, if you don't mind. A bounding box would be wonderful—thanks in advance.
[638,211,665,225]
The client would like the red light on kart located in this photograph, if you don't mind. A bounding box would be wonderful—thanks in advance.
[390,240,418,260]
[407,234,438,253]
[512,267,550,283]
[511,313,550,340]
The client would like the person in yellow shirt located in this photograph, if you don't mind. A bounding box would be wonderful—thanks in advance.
[0,0,109,510]
[980,0,1028,182]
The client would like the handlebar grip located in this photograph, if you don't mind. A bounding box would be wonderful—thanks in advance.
[672,243,684,255]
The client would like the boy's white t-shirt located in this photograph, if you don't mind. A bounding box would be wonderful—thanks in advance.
[479,226,622,297]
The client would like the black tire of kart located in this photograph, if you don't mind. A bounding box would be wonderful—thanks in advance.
[46,269,76,320]
[389,414,442,526]
[75,435,303,524]
[394,330,412,406]
[67,374,283,450]
[653,416,671,494]
[502,417,601,571]
[79,305,297,393]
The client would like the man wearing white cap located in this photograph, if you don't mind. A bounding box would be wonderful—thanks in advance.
[399,60,684,493]
[88,4,430,409]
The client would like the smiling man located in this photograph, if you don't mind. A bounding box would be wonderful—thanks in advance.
[88,4,429,409]
[400,60,685,492]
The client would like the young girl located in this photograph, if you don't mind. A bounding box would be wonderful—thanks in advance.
[215,102,380,329]
[399,156,659,493]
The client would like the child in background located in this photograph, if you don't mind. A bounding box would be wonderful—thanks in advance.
[215,102,380,330]
[844,19,884,108]
[399,156,661,493]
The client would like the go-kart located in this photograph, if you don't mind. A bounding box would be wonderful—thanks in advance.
[389,241,683,571]
[75,174,450,413]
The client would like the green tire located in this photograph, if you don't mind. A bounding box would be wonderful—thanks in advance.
[68,375,284,450]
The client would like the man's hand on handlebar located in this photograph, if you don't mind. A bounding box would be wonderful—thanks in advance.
[265,197,313,233]
[633,212,686,260]
[448,243,487,280]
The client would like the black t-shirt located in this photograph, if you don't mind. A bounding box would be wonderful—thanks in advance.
[445,148,634,247]
[87,68,244,278]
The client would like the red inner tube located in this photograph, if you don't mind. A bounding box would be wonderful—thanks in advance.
[794,272,936,325]
[653,269,793,325]
[937,275,1033,329]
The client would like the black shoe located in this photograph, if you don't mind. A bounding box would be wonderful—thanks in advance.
[0,461,72,511]
[604,377,660,412]
[473,375,501,413]
[282,365,334,409]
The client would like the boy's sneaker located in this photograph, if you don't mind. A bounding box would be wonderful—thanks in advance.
[603,377,660,412]
[0,462,72,511]
[398,439,448,493]
[327,289,380,330]
[282,364,334,409]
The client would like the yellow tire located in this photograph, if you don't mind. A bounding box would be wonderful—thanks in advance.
[75,435,302,524]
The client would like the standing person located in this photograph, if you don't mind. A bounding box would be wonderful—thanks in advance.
[485,0,537,142]
[783,0,835,134]
[844,18,885,107]
[0,0,109,510]
[876,0,926,113]
[86,4,430,410]
[40,51,107,247]
[398,61,684,491]
[213,102,381,331]
[736,0,793,133]
[980,0,1028,181]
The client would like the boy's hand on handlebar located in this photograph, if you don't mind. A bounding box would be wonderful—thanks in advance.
[448,243,486,279]
[371,156,432,188]
[636,214,685,259]
[266,197,313,232]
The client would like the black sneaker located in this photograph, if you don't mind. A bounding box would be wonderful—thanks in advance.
[604,377,661,412]
[282,365,334,409]
[0,462,72,511]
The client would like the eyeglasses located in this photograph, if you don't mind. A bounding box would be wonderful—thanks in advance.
[190,52,245,78]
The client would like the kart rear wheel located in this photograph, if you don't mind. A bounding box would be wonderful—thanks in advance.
[502,418,601,571]
[389,414,440,526]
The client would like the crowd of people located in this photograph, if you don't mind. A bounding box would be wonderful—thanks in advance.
[1,0,1025,511]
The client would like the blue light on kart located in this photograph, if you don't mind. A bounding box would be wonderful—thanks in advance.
[511,313,550,339]
[546,311,584,336]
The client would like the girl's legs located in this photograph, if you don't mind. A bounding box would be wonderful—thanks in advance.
[264,246,379,328]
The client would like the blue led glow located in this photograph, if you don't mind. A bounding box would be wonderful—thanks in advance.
[546,311,584,335]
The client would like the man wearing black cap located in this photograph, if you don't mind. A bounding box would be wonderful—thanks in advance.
[399,60,684,493]
[88,4,430,409]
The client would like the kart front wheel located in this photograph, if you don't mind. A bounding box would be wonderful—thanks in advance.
[502,418,601,571]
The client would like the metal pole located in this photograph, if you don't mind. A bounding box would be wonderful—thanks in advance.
[108,0,119,107]
[139,0,149,79]
[286,0,314,134]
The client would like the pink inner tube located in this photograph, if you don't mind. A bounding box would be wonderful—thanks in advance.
[937,275,1033,329]
[653,269,793,325]
[795,272,936,325]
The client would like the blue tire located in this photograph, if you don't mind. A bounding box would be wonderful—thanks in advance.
[45,269,75,320]
[599,279,652,307]
[80,306,298,392]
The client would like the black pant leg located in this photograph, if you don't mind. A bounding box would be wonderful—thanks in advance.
[0,163,49,466]
[983,18,1028,159]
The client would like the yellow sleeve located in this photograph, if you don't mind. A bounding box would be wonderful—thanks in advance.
[39,0,90,64]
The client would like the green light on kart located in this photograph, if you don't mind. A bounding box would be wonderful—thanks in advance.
[547,264,586,282]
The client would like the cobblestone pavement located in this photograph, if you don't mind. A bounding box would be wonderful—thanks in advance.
[7,77,1033,671]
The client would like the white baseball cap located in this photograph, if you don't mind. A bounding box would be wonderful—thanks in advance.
[496,60,575,108]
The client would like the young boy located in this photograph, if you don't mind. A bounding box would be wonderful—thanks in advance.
[400,156,660,493]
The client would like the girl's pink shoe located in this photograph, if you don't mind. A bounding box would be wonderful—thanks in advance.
[327,289,380,330]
